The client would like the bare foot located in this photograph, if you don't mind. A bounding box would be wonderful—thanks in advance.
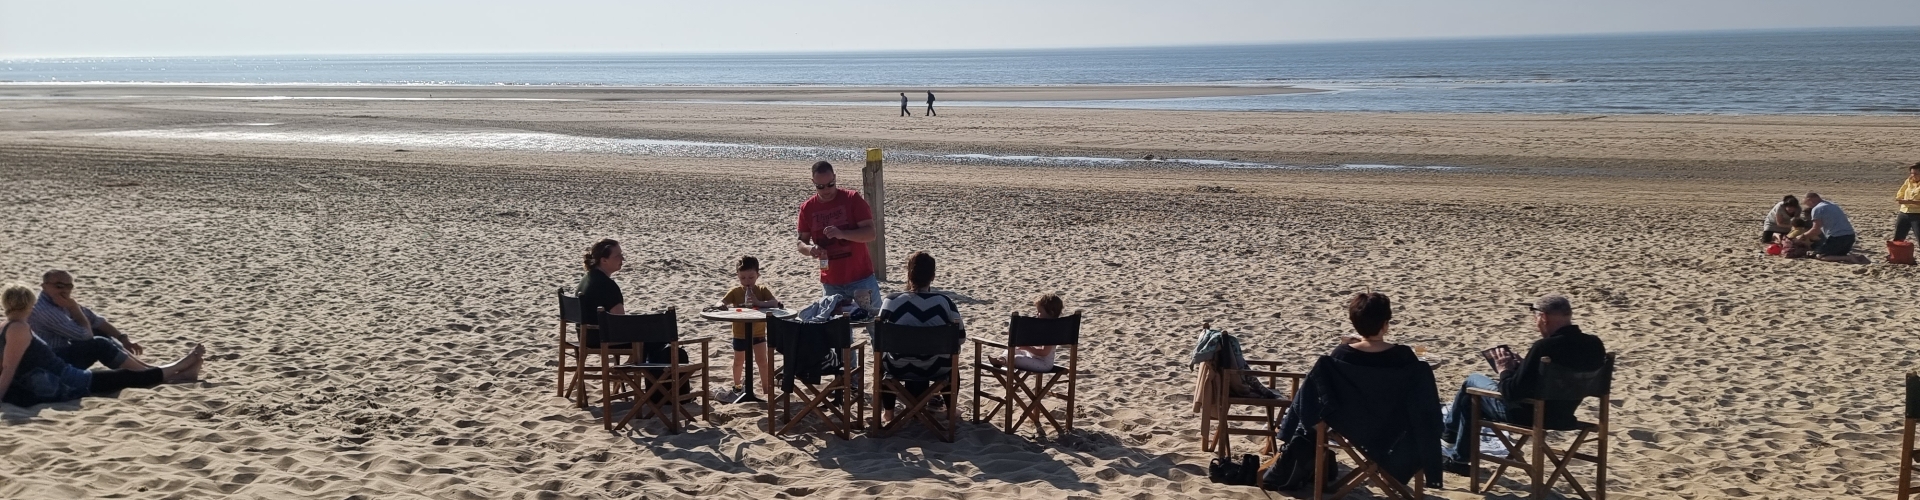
[162,344,206,383]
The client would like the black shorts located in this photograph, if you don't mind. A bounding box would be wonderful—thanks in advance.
[1817,234,1855,257]
[731,335,766,352]
[1762,230,1787,243]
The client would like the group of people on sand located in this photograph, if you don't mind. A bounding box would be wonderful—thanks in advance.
[1260,290,1607,488]
[574,160,1063,416]
[1760,162,1920,264]
[0,271,205,408]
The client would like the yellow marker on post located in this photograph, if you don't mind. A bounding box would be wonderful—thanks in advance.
[863,149,886,281]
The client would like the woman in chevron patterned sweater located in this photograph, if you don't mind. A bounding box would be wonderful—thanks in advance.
[877,251,964,417]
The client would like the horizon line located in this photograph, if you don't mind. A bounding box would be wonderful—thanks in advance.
[3,24,1914,61]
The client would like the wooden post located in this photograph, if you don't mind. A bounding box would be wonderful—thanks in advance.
[863,148,887,282]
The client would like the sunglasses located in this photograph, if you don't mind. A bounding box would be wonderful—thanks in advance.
[46,282,73,289]
[814,182,835,190]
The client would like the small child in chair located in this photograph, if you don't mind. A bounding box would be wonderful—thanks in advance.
[717,256,779,395]
[994,293,1065,372]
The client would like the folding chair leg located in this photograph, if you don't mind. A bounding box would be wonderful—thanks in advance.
[1904,417,1918,500]
[1530,428,1546,500]
[556,325,568,397]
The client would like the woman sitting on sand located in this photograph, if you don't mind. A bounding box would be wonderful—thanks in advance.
[1331,291,1419,367]
[1763,195,1801,245]
[0,283,202,407]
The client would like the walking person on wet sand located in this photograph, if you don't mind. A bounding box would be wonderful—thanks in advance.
[925,91,936,117]
[900,93,911,117]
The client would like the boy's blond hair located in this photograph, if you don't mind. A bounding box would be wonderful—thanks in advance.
[2,283,34,314]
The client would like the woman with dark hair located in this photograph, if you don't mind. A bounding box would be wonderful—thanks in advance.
[1330,291,1419,368]
[1764,195,1801,245]
[578,239,625,320]
[876,251,963,417]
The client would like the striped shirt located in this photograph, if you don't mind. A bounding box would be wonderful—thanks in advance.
[878,292,964,379]
[28,293,107,351]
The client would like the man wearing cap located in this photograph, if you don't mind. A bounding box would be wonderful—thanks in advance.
[1439,294,1607,471]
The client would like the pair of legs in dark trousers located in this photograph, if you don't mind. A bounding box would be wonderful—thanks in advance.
[1896,212,1920,242]
[880,380,930,410]
[57,336,132,369]
[92,368,165,393]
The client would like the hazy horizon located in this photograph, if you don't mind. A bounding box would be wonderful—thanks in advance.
[3,25,1916,61]
[3,0,1918,59]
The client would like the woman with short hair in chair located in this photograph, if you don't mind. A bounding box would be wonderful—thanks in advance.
[877,251,963,419]
[1332,291,1419,367]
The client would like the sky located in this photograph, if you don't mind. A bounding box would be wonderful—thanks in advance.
[2,0,1918,58]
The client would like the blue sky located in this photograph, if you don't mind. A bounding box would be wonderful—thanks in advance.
[2,0,1917,58]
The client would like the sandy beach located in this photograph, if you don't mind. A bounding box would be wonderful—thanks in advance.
[3,87,1920,499]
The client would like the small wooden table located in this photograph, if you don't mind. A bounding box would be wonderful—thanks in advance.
[699,308,796,403]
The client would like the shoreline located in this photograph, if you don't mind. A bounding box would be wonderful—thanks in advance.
[0,83,1322,102]
[4,94,1916,182]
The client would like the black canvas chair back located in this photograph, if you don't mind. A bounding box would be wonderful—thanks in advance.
[1536,353,1614,402]
[597,307,679,346]
[1907,371,1920,419]
[767,316,853,388]
[558,288,584,325]
[1008,313,1081,347]
[1271,356,1440,497]
[873,321,964,357]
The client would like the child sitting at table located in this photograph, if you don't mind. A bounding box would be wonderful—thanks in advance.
[994,293,1065,372]
[718,256,779,395]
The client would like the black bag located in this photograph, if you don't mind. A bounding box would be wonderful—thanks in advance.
[1208,453,1261,486]
[1261,434,1339,491]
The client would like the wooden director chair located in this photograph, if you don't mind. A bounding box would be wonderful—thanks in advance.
[765,316,867,439]
[971,312,1083,439]
[1198,344,1304,457]
[1310,423,1429,499]
[1899,370,1920,500]
[556,288,599,408]
[1467,353,1616,500]
[596,307,712,434]
[871,321,966,442]
[1302,356,1439,500]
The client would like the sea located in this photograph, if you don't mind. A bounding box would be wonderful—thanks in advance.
[4,27,1918,115]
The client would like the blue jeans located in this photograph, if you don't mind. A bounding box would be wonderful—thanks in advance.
[1443,373,1509,461]
[822,274,881,312]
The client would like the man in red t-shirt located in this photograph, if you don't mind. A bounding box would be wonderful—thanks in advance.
[796,161,881,309]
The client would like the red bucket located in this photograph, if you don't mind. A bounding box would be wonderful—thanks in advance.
[1890,240,1916,265]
